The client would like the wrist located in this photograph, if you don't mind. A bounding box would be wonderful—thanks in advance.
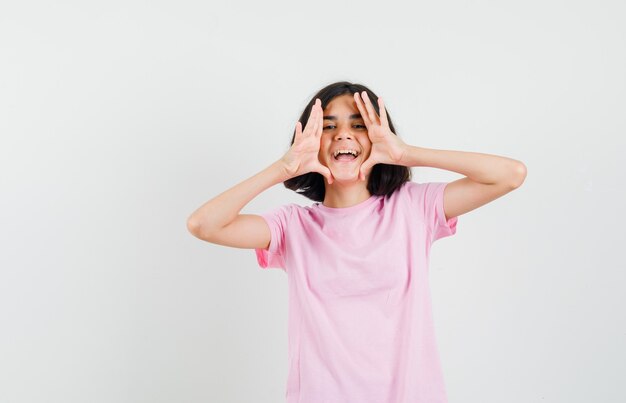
[398,144,425,167]
[272,159,295,182]
[398,144,414,166]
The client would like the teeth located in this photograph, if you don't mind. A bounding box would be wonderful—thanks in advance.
[333,149,359,158]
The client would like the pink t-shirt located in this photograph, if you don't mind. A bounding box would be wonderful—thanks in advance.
[255,181,458,403]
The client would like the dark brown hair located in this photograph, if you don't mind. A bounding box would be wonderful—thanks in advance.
[283,81,411,202]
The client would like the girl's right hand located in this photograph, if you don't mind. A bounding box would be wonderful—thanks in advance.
[280,99,334,184]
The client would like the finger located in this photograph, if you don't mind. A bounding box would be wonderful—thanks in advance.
[315,99,323,133]
[359,166,366,182]
[360,154,377,181]
[295,121,302,137]
[313,102,321,135]
[353,92,372,126]
[359,159,369,182]
[361,91,380,125]
[316,99,324,137]
[317,164,334,184]
[378,97,389,128]
[306,101,319,136]
[316,126,324,150]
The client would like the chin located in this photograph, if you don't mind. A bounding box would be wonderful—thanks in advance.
[329,171,360,182]
[325,158,363,182]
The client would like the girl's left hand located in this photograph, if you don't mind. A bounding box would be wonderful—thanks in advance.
[354,91,409,181]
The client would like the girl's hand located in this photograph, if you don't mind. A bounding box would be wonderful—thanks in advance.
[354,91,409,181]
[280,99,334,184]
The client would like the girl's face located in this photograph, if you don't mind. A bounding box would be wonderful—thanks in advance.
[318,94,372,182]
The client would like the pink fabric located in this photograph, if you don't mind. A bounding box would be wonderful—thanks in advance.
[255,181,458,402]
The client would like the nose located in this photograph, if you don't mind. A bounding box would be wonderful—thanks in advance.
[333,129,354,141]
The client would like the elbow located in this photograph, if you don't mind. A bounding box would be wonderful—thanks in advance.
[510,162,527,188]
[186,216,203,237]
[187,217,220,242]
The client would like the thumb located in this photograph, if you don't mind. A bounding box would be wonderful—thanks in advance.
[318,164,334,184]
[359,158,373,182]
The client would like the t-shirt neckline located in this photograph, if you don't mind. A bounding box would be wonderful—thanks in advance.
[314,194,379,214]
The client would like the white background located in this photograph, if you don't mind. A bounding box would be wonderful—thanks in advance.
[1,0,625,402]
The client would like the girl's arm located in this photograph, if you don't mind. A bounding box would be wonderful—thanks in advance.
[187,98,332,249]
[399,145,525,187]
[353,91,525,221]
[186,160,289,249]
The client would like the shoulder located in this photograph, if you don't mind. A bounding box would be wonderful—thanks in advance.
[263,202,312,222]
[393,181,449,211]
[400,180,445,196]
[394,180,421,199]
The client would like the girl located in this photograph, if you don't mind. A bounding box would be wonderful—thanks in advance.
[187,81,526,402]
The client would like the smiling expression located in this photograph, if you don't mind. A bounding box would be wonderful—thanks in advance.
[318,94,372,180]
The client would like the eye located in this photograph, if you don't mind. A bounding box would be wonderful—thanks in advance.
[323,124,365,130]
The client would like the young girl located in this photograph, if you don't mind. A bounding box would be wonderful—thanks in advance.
[187,81,526,402]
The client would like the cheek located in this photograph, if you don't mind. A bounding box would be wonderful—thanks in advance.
[360,135,372,153]
[320,139,331,153]
[318,144,329,160]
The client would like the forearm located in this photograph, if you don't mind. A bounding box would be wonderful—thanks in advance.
[400,145,526,186]
[187,159,290,232]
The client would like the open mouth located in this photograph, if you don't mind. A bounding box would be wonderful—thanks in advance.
[332,149,360,163]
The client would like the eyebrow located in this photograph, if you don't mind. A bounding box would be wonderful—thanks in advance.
[323,114,363,121]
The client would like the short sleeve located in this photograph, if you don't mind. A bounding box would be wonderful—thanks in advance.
[254,204,292,271]
[404,181,458,244]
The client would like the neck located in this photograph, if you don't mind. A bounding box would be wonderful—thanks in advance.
[322,181,371,208]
